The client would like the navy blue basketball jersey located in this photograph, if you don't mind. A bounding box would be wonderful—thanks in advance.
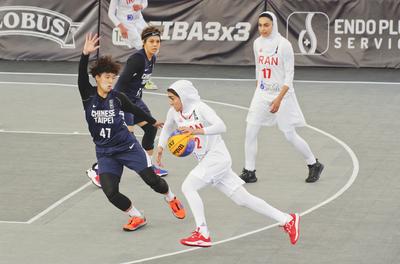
[78,53,156,155]
[114,49,156,101]
[83,90,135,155]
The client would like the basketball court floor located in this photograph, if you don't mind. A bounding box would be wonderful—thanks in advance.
[0,63,399,264]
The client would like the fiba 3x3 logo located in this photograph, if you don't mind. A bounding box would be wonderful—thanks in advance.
[286,12,330,55]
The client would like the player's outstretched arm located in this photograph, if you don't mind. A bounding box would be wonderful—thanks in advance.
[78,33,100,101]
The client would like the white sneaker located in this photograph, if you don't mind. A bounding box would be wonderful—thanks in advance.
[144,80,158,90]
[86,168,101,188]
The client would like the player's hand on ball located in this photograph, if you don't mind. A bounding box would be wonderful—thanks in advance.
[178,126,194,135]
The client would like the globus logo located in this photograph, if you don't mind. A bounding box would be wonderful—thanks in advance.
[286,12,330,55]
[0,6,83,48]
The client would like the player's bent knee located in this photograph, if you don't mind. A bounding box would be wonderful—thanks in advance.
[99,173,131,211]
[99,173,119,198]
[109,193,131,211]
[139,167,169,194]
[230,187,249,207]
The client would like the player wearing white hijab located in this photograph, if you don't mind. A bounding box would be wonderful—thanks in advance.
[108,0,148,50]
[156,80,300,247]
[240,11,324,184]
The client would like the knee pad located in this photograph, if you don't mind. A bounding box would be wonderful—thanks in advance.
[100,174,119,199]
[141,123,157,150]
[108,193,131,211]
[100,174,131,211]
[139,167,169,194]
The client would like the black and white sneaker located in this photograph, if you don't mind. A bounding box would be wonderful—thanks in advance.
[306,159,324,183]
[240,168,257,183]
[86,162,101,188]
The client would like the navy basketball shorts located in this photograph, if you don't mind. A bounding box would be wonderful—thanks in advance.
[124,98,152,126]
[96,142,152,176]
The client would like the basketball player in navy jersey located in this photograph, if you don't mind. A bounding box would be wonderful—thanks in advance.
[78,33,185,231]
[86,26,166,186]
[114,26,167,176]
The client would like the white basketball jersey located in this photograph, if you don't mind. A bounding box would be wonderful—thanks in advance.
[170,103,223,161]
[109,0,147,26]
[254,37,295,97]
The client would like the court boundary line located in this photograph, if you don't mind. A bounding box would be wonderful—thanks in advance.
[0,72,399,85]
[0,80,359,264]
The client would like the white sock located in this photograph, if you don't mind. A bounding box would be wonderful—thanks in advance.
[244,123,262,171]
[126,206,142,217]
[198,223,210,238]
[165,190,175,202]
[283,129,316,165]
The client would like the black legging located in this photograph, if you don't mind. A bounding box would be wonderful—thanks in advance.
[99,167,169,212]
[99,173,131,211]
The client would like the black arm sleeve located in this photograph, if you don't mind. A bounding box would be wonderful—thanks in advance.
[78,53,95,101]
[116,54,145,93]
[117,92,157,125]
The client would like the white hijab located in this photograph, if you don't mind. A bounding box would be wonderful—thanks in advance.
[169,80,201,116]
[259,11,282,55]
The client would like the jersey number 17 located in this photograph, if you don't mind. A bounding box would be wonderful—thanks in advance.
[261,68,272,79]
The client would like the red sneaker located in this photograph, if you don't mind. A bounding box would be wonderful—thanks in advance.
[123,216,147,231]
[283,213,300,245]
[180,228,212,247]
[168,197,186,219]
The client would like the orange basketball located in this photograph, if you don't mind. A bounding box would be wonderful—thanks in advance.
[167,130,195,157]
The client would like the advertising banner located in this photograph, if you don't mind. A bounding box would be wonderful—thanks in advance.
[269,0,400,68]
[1,0,399,68]
[0,0,98,61]
[100,0,265,65]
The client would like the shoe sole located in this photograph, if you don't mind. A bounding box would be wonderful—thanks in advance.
[123,221,147,231]
[91,179,102,188]
[180,240,212,247]
[241,177,257,183]
[173,213,185,219]
[305,164,324,183]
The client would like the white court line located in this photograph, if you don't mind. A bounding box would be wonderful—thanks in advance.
[26,182,92,224]
[0,182,91,224]
[0,81,76,87]
[0,129,89,135]
[1,80,359,264]
[0,71,399,85]
[118,123,359,264]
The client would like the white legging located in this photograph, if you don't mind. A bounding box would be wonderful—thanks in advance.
[181,174,290,228]
[244,123,316,170]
